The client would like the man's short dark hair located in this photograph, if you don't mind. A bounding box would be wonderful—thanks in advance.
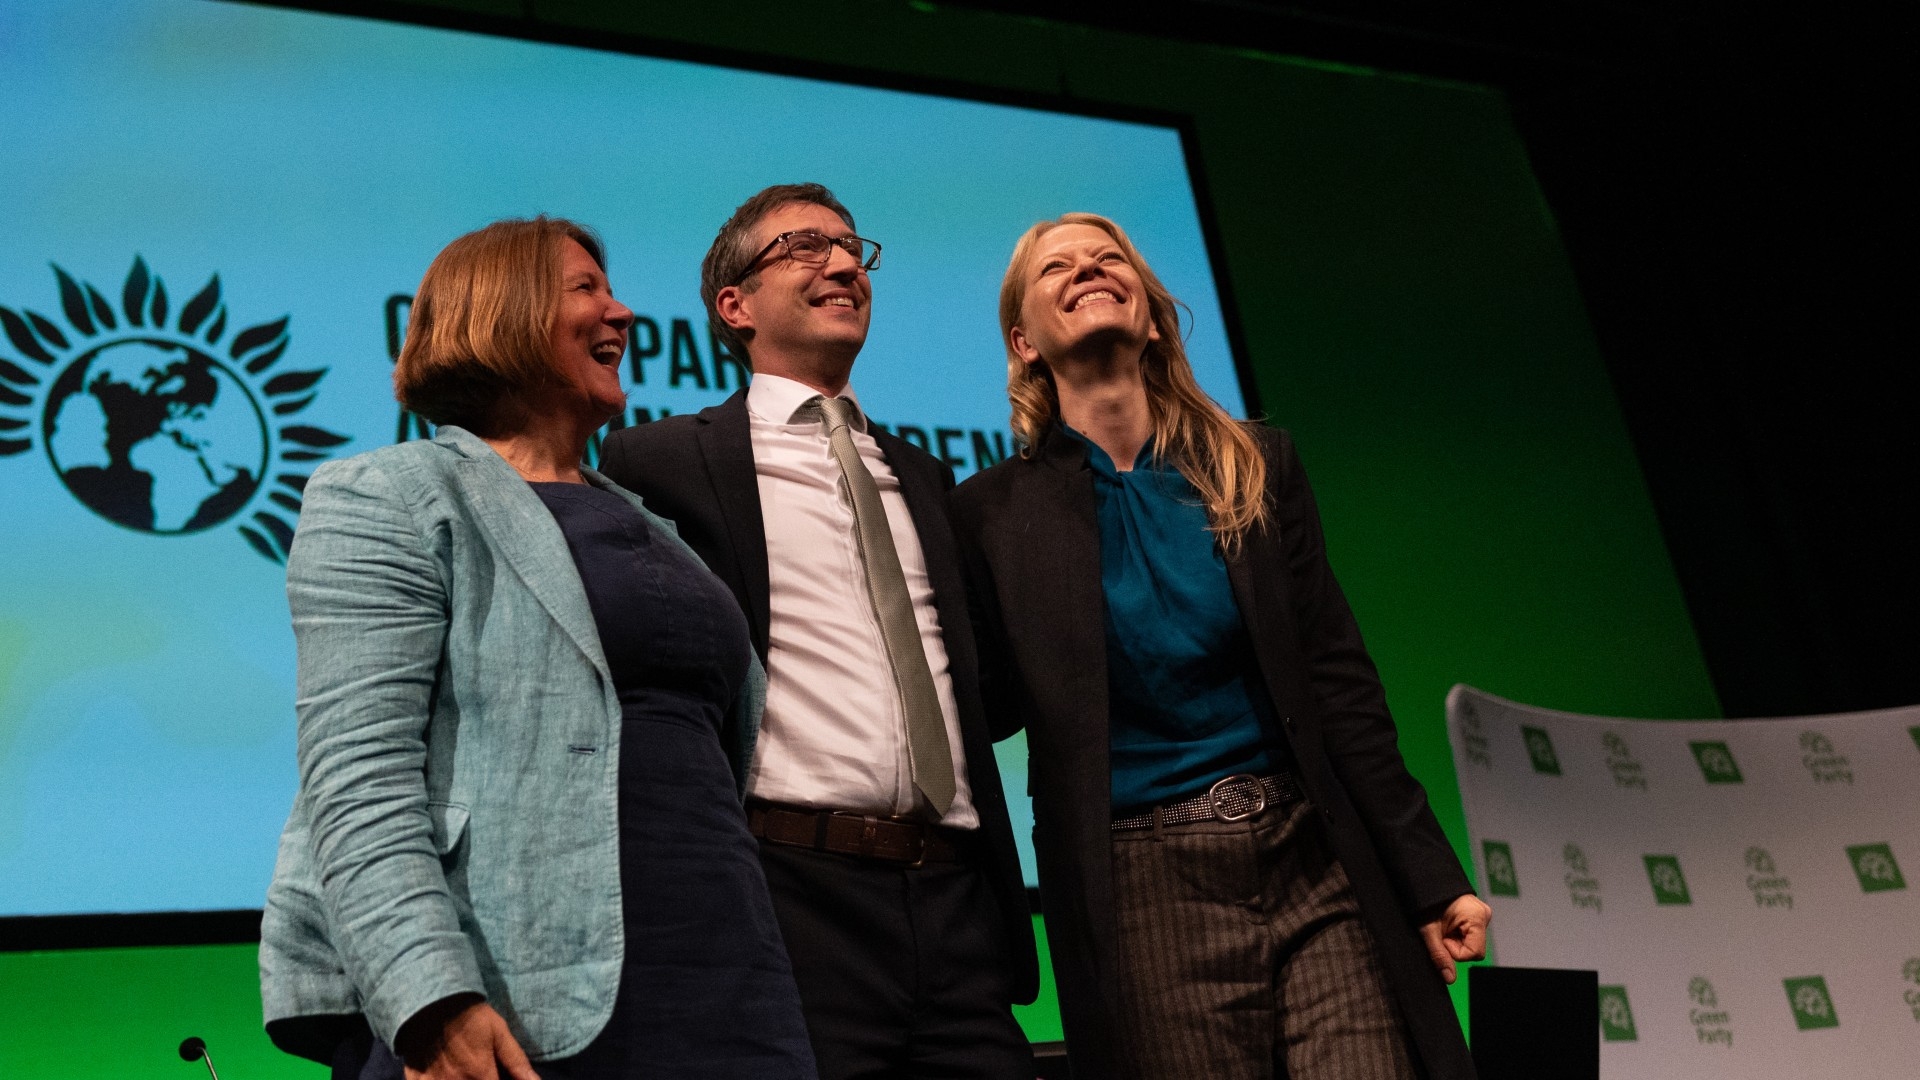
[700,183,856,367]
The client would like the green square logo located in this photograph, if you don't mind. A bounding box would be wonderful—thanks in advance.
[1846,843,1906,893]
[1909,725,1920,753]
[1483,841,1520,897]
[1784,976,1839,1030]
[1643,854,1692,905]
[1597,985,1637,1041]
[1520,725,1562,774]
[1689,741,1743,783]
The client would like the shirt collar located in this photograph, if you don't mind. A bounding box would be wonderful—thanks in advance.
[747,372,868,431]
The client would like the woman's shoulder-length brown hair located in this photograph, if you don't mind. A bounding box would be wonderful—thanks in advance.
[393,216,605,435]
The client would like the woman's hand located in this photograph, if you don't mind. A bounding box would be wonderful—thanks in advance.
[399,997,540,1080]
[1417,893,1493,985]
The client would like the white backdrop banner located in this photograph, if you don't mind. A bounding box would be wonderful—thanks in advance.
[1447,685,1920,1078]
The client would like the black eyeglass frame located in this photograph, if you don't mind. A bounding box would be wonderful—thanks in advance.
[730,230,882,286]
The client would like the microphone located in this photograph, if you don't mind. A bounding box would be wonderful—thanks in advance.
[178,1036,220,1080]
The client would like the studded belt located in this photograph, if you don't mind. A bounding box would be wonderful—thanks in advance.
[1111,772,1305,831]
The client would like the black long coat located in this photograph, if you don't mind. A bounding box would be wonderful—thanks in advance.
[597,390,1040,1005]
[948,425,1476,1080]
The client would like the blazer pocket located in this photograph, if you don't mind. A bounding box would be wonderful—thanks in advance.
[427,801,470,856]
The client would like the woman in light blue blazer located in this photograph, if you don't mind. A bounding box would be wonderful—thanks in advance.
[260,218,815,1080]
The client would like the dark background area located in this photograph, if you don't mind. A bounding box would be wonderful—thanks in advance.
[952,0,1915,719]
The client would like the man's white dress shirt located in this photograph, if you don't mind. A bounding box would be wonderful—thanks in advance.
[743,373,978,828]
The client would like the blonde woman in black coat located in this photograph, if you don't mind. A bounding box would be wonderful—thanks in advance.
[950,213,1489,1080]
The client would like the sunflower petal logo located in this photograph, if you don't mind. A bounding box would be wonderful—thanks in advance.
[1689,740,1744,784]
[1521,725,1562,775]
[0,258,348,562]
[1784,976,1839,1030]
[1597,985,1637,1041]
[1482,840,1519,897]
[1688,977,1718,1007]
[1846,843,1906,893]
[1643,854,1692,905]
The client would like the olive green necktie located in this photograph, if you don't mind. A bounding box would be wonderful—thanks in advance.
[812,395,956,815]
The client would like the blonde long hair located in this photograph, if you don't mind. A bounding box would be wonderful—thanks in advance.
[1000,213,1269,550]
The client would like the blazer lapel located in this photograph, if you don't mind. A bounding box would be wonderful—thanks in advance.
[1226,528,1278,672]
[1025,432,1111,717]
[437,427,609,678]
[698,393,773,657]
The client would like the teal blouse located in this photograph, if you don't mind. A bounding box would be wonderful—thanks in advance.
[1062,425,1278,815]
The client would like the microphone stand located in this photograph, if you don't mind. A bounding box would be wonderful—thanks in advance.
[178,1036,220,1080]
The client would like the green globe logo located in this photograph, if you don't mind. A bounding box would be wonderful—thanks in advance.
[2,257,349,561]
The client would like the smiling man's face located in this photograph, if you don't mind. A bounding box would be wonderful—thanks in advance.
[721,200,872,391]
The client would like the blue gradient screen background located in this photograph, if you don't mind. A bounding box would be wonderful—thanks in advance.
[0,0,1244,915]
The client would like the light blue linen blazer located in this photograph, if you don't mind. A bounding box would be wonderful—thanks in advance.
[258,425,766,1063]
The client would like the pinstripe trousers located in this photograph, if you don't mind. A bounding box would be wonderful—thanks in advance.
[1109,799,1417,1080]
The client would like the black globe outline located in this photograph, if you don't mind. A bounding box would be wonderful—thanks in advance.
[40,336,272,536]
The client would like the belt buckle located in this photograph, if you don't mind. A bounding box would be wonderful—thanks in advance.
[836,810,928,867]
[1209,773,1266,822]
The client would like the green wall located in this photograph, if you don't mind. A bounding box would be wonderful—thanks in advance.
[4,1,1718,1073]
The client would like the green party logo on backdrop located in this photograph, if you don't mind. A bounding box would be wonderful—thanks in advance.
[1902,958,1920,1022]
[1798,730,1853,785]
[1521,725,1561,775]
[1784,976,1839,1030]
[0,258,349,563]
[1644,855,1692,905]
[1690,741,1744,784]
[1602,731,1648,790]
[1564,843,1602,912]
[1598,985,1637,1041]
[1744,847,1793,910]
[1846,844,1906,893]
[1457,699,1492,768]
[1687,977,1733,1046]
[1483,841,1519,897]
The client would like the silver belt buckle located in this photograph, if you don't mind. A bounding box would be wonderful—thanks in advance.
[1208,773,1266,822]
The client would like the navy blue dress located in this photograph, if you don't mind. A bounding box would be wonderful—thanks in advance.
[337,482,813,1080]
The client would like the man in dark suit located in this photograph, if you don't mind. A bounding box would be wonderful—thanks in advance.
[597,184,1038,1080]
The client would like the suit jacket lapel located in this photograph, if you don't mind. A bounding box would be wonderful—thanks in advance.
[437,427,609,679]
[872,430,950,578]
[698,393,773,658]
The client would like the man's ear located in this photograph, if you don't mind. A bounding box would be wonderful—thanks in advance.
[714,284,755,334]
[1008,324,1043,367]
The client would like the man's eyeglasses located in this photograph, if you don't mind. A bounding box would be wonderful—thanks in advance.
[731,230,882,286]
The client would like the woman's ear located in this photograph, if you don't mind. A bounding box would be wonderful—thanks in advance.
[1008,324,1043,367]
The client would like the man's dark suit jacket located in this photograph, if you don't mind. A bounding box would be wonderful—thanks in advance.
[597,389,1040,1005]
[949,425,1476,1080]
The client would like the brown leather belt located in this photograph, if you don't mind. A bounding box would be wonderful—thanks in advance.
[746,802,962,866]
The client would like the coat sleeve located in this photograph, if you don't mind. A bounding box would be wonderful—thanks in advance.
[948,478,1026,743]
[1270,432,1473,916]
[286,455,485,1048]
